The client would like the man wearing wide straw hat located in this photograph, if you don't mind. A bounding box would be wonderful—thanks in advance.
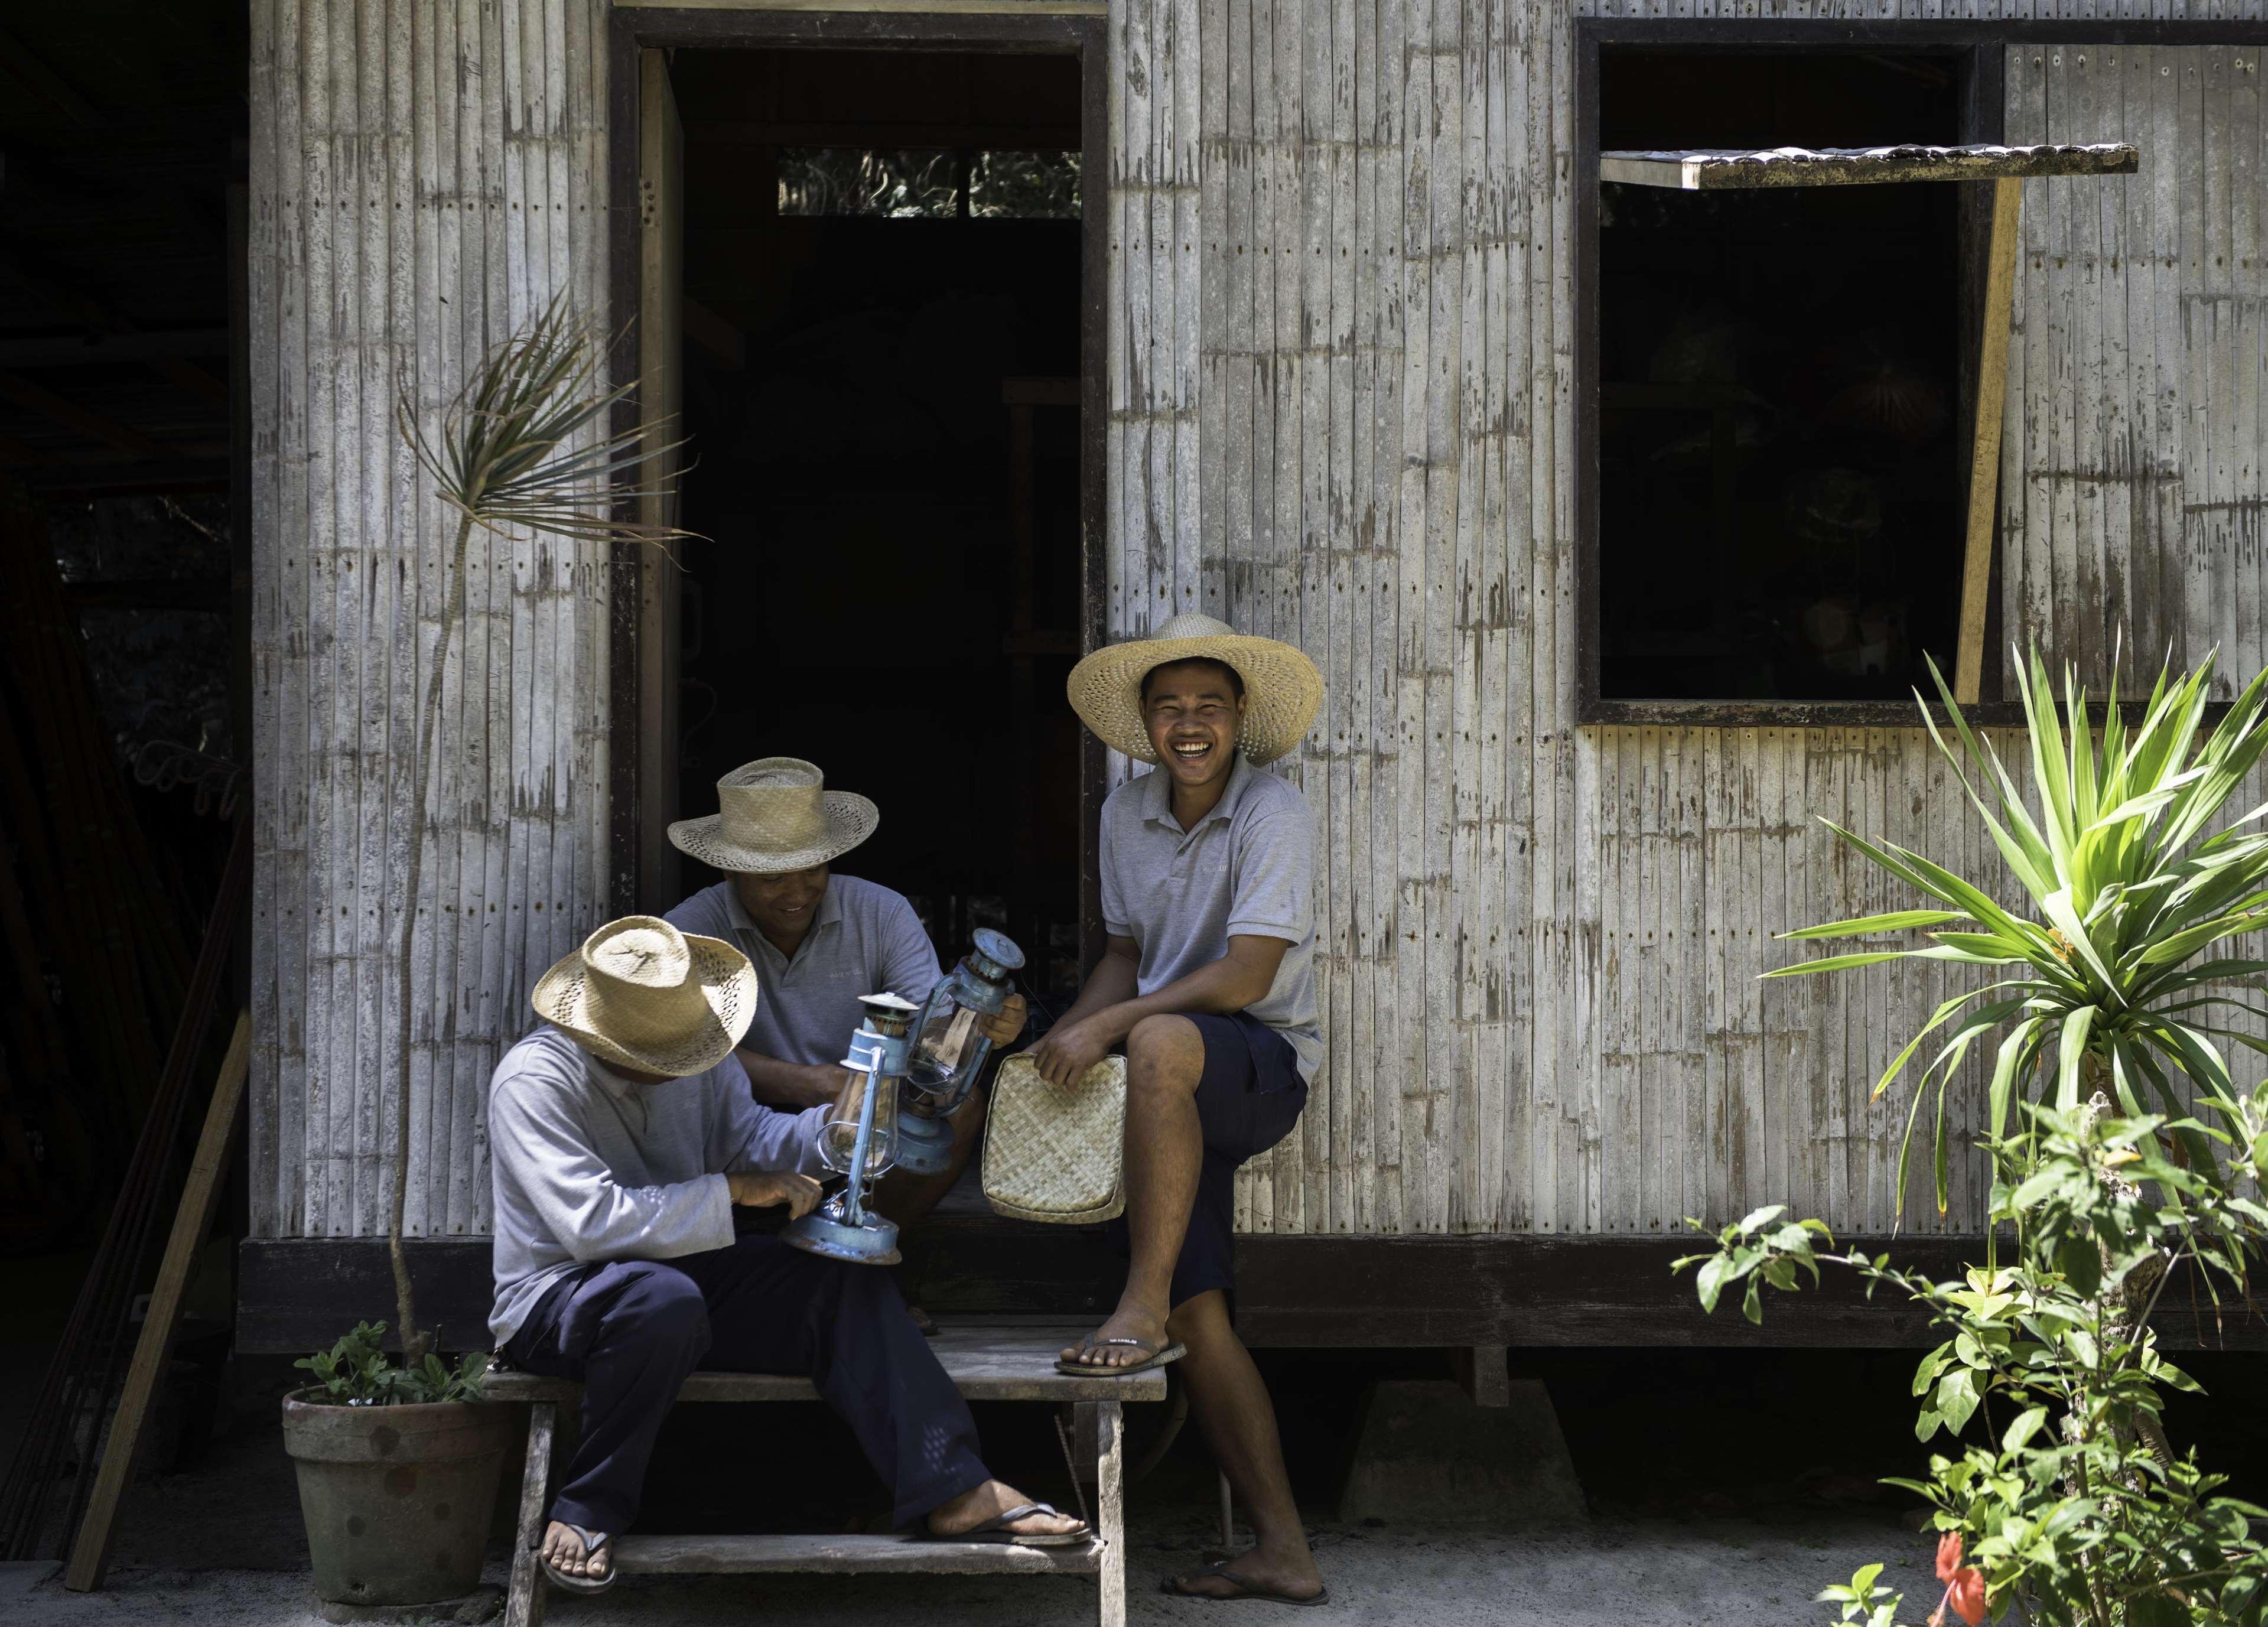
[662,758,1026,1277]
[488,916,1082,1595]
[1031,612,1327,1606]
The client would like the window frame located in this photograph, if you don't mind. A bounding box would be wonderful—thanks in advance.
[1574,23,2007,726]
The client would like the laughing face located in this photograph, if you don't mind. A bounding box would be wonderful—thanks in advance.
[1141,658,1246,793]
[733,861,829,945]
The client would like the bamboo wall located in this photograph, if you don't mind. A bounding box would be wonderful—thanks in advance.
[247,0,616,1239]
[248,1,2266,1244]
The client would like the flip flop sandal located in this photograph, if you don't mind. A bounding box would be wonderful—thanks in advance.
[906,1304,939,1338]
[540,1522,617,1595]
[933,1501,1090,1548]
[1055,1335,1189,1377]
[1164,1563,1330,1607]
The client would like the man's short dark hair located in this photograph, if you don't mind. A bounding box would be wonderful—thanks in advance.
[1140,656,1245,707]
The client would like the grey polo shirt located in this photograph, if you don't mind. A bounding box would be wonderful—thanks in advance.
[665,875,942,1068]
[1098,754,1322,1083]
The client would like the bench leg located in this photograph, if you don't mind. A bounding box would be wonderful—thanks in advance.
[505,1401,557,1627]
[1095,1399,1124,1627]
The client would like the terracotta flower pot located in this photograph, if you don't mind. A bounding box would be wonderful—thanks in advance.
[280,1388,515,1606]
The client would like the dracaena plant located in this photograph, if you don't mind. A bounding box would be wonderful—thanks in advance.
[1770,648,2268,1216]
[382,296,692,1368]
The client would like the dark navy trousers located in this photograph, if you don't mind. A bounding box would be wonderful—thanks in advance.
[500,1234,990,1535]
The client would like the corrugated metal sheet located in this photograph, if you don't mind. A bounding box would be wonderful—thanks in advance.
[248,0,616,1238]
[248,5,2265,1242]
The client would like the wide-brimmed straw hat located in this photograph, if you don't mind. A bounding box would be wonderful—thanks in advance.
[531,916,759,1077]
[1066,613,1323,766]
[667,757,879,875]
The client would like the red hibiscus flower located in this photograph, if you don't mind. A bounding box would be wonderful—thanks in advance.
[1927,1532,1988,1627]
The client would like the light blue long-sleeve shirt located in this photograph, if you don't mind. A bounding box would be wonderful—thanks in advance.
[486,1026,827,1345]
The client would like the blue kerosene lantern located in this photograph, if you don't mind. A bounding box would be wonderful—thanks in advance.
[782,991,915,1265]
[894,929,1026,1176]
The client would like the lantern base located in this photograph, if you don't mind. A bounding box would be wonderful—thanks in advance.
[782,1198,902,1267]
[892,1108,956,1176]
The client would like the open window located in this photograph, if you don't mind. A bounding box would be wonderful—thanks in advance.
[1583,48,2134,717]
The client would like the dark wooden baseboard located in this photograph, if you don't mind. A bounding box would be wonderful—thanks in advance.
[237,1225,2268,1355]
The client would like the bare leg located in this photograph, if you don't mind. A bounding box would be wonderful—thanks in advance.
[1062,1016,1205,1369]
[1163,1291,1323,1600]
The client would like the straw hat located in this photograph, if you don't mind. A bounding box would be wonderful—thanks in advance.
[531,916,759,1077]
[667,757,880,875]
[1066,613,1323,766]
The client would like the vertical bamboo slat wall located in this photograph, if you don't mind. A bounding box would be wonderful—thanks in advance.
[247,2,2264,1245]
[1110,4,2268,1239]
[248,0,614,1239]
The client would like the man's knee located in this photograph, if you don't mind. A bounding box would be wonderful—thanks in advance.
[1164,1288,1234,1349]
[613,1265,711,1356]
[1127,1014,1205,1095]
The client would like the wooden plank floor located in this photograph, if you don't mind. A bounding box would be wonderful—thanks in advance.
[611,1532,1105,1576]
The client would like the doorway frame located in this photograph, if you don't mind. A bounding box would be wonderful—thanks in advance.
[604,4,1112,964]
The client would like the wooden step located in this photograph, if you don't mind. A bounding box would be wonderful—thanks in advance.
[610,1531,1107,1577]
[486,1322,1167,1404]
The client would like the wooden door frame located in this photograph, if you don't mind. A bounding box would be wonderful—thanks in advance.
[604,4,1111,958]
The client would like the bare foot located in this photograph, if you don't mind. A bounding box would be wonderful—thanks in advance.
[927,1479,1088,1542]
[539,1519,611,1585]
[1167,1544,1326,1603]
[1060,1297,1170,1368]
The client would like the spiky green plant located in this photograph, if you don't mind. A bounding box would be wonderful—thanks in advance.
[385,296,691,1365]
[1770,649,2268,1218]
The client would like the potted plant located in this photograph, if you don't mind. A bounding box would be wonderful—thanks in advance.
[282,300,685,1609]
[1678,650,2268,1625]
[281,1322,505,1608]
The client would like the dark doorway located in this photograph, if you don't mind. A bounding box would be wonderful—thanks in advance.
[1597,52,1966,702]
[670,47,1088,1003]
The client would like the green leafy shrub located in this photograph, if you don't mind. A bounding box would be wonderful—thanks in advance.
[1677,651,2268,1625]
[295,1321,490,1407]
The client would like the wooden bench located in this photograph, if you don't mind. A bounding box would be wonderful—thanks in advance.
[486,1320,1166,1627]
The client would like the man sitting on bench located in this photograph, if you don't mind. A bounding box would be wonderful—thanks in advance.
[488,915,1086,1597]
[661,756,1025,1329]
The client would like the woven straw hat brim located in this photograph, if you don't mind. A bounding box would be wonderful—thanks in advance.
[666,791,880,874]
[530,932,759,1077]
[1066,631,1323,765]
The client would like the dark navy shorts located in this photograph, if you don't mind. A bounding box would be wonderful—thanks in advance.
[1105,1010,1307,1313]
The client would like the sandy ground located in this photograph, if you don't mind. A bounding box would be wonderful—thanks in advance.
[3,1509,1929,1627]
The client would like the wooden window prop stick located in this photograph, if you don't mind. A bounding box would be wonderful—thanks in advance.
[1954,177,2023,707]
[64,1011,253,1593]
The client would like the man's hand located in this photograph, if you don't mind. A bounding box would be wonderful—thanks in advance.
[727,1170,823,1218]
[978,993,1028,1050]
[1027,1013,1115,1088]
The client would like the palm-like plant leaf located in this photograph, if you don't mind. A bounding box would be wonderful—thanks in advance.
[382,294,694,1365]
[1771,647,2268,1216]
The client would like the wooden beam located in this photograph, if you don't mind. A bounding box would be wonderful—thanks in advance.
[0,330,230,368]
[0,372,162,458]
[1955,177,2023,706]
[681,296,743,369]
[148,357,231,409]
[502,1401,554,1627]
[64,1013,251,1593]
[1598,141,2138,190]
[622,0,1106,12]
[0,24,97,126]
[237,1232,2268,1354]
